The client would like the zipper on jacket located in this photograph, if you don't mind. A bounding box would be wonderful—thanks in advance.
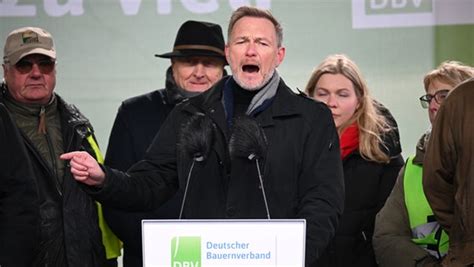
[40,106,63,197]
[21,129,63,197]
[44,130,62,196]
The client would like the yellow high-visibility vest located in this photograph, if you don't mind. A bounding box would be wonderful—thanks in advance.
[404,156,448,259]
[87,134,122,259]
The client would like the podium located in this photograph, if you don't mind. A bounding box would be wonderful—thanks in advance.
[142,219,306,267]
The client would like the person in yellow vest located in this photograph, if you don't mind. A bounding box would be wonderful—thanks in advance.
[373,61,474,267]
[0,26,120,267]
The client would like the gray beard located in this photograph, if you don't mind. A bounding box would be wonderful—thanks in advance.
[234,69,275,91]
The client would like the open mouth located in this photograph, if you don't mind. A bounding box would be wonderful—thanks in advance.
[242,64,259,73]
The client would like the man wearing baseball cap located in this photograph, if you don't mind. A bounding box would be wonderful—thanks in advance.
[0,27,119,267]
[103,20,226,267]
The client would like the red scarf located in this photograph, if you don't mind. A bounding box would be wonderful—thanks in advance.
[339,122,359,159]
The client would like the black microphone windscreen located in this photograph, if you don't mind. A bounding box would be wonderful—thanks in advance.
[178,113,215,161]
[229,115,267,160]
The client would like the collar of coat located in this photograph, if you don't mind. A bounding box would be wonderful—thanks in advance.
[181,76,304,129]
[163,66,187,105]
[413,130,430,166]
[163,66,230,106]
[0,87,93,139]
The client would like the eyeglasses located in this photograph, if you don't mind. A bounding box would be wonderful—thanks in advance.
[13,59,56,74]
[419,89,450,109]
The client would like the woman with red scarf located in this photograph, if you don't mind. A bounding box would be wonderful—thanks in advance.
[305,54,404,267]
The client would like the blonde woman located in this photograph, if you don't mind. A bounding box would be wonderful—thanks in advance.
[305,54,404,267]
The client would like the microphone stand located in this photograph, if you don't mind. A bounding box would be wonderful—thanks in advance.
[178,155,204,220]
[249,153,270,220]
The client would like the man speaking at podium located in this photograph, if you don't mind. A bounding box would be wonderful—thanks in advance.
[62,6,344,266]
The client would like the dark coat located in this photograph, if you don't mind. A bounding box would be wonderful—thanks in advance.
[103,68,184,267]
[317,105,404,267]
[0,91,106,267]
[89,76,345,266]
[0,103,40,267]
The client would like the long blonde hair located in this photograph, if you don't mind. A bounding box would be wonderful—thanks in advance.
[305,54,390,163]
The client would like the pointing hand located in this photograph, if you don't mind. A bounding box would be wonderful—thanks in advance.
[60,151,105,186]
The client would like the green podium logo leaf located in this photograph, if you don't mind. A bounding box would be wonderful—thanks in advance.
[171,236,201,267]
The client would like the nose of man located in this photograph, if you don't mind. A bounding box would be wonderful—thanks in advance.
[192,63,206,78]
[245,42,258,57]
[29,63,43,77]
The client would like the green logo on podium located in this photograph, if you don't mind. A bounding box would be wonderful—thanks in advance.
[171,236,201,267]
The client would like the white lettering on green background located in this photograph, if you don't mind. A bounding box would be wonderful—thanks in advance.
[0,0,271,17]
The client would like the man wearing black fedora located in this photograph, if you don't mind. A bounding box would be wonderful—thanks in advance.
[102,20,226,267]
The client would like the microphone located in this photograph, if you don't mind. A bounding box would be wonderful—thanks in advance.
[229,116,270,219]
[177,112,215,219]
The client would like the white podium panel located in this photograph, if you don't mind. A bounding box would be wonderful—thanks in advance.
[142,219,306,267]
